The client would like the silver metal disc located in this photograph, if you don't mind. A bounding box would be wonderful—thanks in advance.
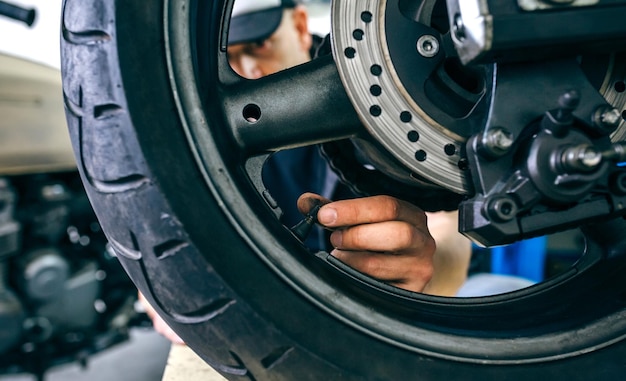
[331,0,469,194]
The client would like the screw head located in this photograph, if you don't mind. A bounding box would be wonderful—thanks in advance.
[560,144,602,173]
[482,127,515,157]
[417,35,439,58]
[486,196,518,222]
[601,108,622,127]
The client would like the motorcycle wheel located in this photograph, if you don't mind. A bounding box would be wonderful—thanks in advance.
[60,0,626,379]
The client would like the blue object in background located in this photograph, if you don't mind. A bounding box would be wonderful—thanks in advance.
[490,236,548,283]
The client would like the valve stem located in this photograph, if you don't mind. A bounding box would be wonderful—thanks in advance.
[290,202,322,242]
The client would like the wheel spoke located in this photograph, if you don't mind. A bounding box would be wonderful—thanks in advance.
[221,56,362,155]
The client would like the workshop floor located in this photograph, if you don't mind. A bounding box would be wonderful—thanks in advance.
[0,328,171,381]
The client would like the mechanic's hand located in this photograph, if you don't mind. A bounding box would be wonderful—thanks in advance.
[297,193,436,293]
[138,291,185,345]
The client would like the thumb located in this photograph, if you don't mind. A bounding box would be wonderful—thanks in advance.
[296,192,331,215]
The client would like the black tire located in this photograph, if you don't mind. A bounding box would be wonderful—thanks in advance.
[60,0,626,379]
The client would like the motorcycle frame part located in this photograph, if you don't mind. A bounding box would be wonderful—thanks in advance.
[446,0,626,64]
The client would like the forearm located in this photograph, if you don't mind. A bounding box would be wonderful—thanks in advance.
[422,211,472,297]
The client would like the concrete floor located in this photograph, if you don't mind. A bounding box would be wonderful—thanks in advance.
[161,345,226,381]
[0,328,172,381]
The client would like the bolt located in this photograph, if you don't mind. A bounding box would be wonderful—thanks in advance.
[601,108,621,127]
[593,106,622,134]
[482,127,514,157]
[417,35,439,58]
[560,144,602,172]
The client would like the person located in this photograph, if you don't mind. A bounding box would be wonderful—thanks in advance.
[142,0,472,344]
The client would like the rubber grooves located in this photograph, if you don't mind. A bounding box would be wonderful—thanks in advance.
[261,346,295,370]
[168,298,237,325]
[93,103,124,119]
[109,237,142,261]
[59,2,323,379]
[229,352,256,379]
[61,27,111,45]
[153,239,190,260]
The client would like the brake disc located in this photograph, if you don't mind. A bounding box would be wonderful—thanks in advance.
[331,0,472,194]
[331,0,626,196]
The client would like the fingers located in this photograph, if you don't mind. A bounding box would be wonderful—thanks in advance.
[328,220,431,253]
[332,249,434,292]
[329,220,435,293]
[296,193,436,293]
[319,195,428,232]
[298,193,428,229]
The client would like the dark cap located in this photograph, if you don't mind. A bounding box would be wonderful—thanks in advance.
[229,0,300,45]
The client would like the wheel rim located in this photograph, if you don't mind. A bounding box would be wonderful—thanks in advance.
[164,0,626,364]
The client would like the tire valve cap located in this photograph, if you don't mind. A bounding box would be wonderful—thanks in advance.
[290,202,322,242]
